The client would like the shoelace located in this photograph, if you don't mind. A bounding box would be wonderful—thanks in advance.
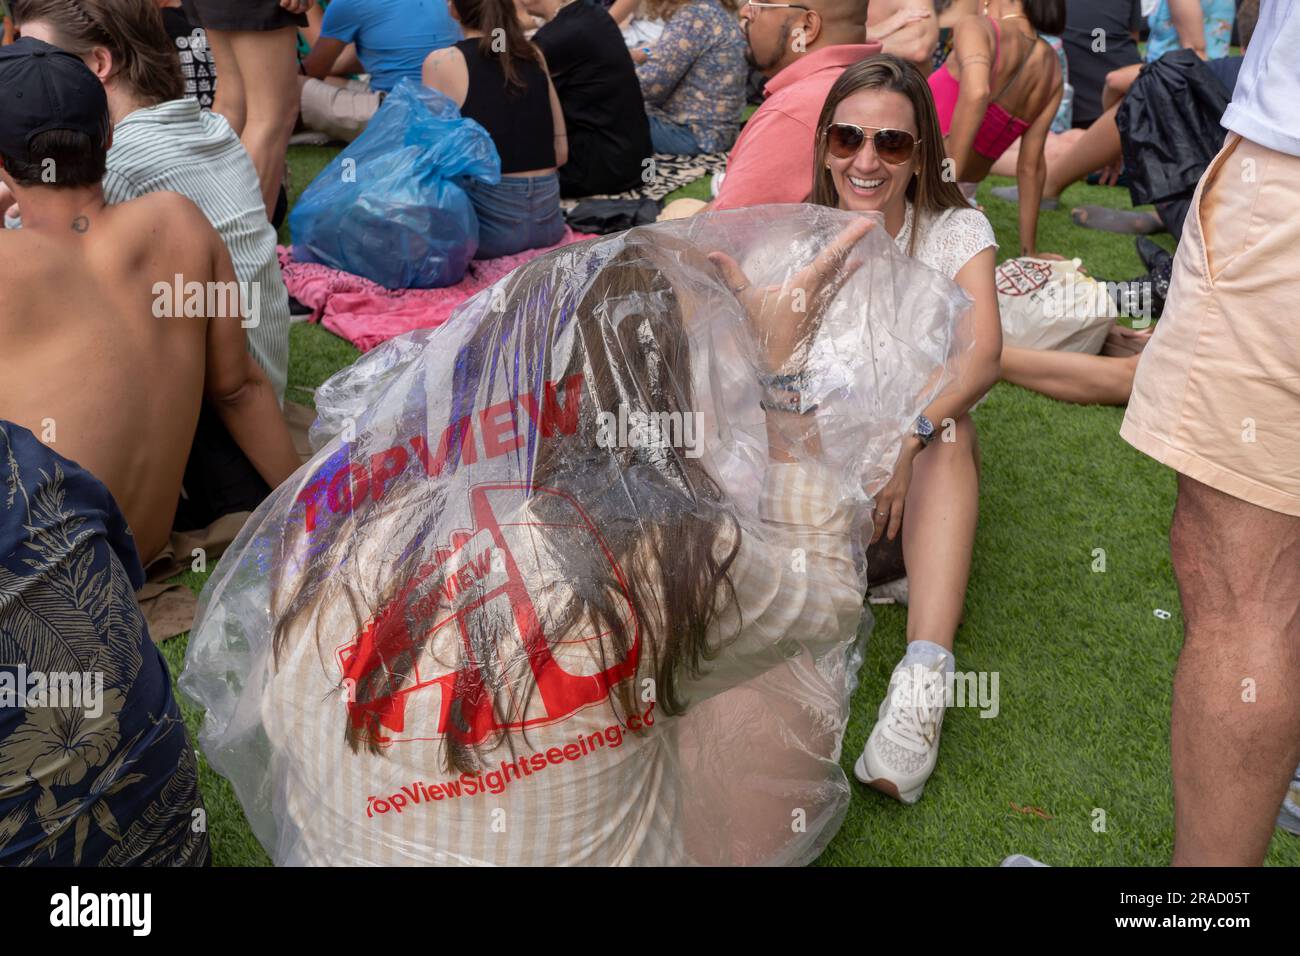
[881,665,943,755]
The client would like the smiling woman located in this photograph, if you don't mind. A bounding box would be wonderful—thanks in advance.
[808,54,1004,809]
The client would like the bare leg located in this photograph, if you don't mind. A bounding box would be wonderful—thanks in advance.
[1168,475,1300,865]
[901,413,980,651]
[205,28,247,135]
[1044,103,1122,198]
[991,127,1085,178]
[1000,347,1138,405]
[211,27,301,214]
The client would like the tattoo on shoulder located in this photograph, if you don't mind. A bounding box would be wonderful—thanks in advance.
[71,215,89,233]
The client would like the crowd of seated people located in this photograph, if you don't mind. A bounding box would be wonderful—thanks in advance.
[3,0,1297,870]
[0,31,298,864]
[996,0,1257,409]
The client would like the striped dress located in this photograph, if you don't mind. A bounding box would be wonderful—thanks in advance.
[102,99,291,402]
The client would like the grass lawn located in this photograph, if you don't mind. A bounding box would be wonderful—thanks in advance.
[156,147,1300,867]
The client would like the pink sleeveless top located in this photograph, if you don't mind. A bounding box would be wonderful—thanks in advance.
[928,17,1035,161]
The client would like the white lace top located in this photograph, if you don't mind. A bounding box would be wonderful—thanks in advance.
[893,201,998,280]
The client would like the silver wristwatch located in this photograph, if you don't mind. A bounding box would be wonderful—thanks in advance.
[912,414,937,447]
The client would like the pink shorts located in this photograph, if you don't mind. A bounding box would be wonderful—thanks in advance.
[1121,134,1300,516]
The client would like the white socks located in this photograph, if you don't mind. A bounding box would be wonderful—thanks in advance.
[902,639,955,675]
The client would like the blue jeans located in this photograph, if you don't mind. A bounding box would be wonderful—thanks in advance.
[647,114,703,156]
[463,173,566,260]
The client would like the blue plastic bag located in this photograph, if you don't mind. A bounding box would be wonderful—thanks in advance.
[290,80,500,289]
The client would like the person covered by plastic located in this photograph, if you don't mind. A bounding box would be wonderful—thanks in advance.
[181,205,973,865]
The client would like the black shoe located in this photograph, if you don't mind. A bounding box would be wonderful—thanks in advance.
[1135,236,1171,273]
[271,183,288,231]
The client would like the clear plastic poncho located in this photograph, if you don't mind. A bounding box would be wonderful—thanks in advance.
[181,205,975,866]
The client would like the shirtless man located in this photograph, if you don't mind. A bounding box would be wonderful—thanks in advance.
[0,38,300,564]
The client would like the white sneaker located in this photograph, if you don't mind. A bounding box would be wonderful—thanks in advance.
[854,653,948,804]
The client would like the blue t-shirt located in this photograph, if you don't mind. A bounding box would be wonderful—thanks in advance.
[1146,0,1234,63]
[321,0,461,94]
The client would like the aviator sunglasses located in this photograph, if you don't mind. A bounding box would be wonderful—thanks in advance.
[824,123,921,165]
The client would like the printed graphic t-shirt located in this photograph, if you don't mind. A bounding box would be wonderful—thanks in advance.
[162,6,218,110]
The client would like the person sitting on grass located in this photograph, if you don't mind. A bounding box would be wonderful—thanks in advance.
[927,0,1065,255]
[805,54,1002,805]
[633,0,746,156]
[11,0,297,533]
[183,195,978,864]
[990,0,1244,234]
[0,37,300,568]
[422,0,568,259]
[299,0,461,143]
[526,0,654,198]
[0,40,298,866]
[994,2,1257,408]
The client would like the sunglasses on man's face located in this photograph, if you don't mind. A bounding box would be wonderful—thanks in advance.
[742,1,811,13]
[824,123,920,165]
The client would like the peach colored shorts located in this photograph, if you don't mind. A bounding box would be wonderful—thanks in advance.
[1121,134,1300,516]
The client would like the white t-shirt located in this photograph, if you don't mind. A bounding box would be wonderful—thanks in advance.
[1221,0,1300,158]
[893,202,998,279]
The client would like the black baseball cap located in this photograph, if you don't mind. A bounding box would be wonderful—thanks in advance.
[0,37,110,163]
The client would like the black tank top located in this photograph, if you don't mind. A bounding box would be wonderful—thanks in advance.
[456,38,555,174]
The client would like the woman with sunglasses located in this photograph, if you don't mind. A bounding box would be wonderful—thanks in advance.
[809,54,1002,806]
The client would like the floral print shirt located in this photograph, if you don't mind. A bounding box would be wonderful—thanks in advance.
[0,422,209,866]
[636,0,747,153]
[1146,0,1235,62]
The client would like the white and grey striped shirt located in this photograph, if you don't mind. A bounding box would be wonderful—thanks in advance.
[103,98,290,401]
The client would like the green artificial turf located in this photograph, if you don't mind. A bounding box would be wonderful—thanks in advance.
[158,148,1300,867]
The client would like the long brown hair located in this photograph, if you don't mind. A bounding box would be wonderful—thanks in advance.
[12,0,183,106]
[809,54,969,256]
[451,0,542,91]
[271,235,742,774]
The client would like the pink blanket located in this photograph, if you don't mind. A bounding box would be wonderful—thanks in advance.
[278,228,595,353]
